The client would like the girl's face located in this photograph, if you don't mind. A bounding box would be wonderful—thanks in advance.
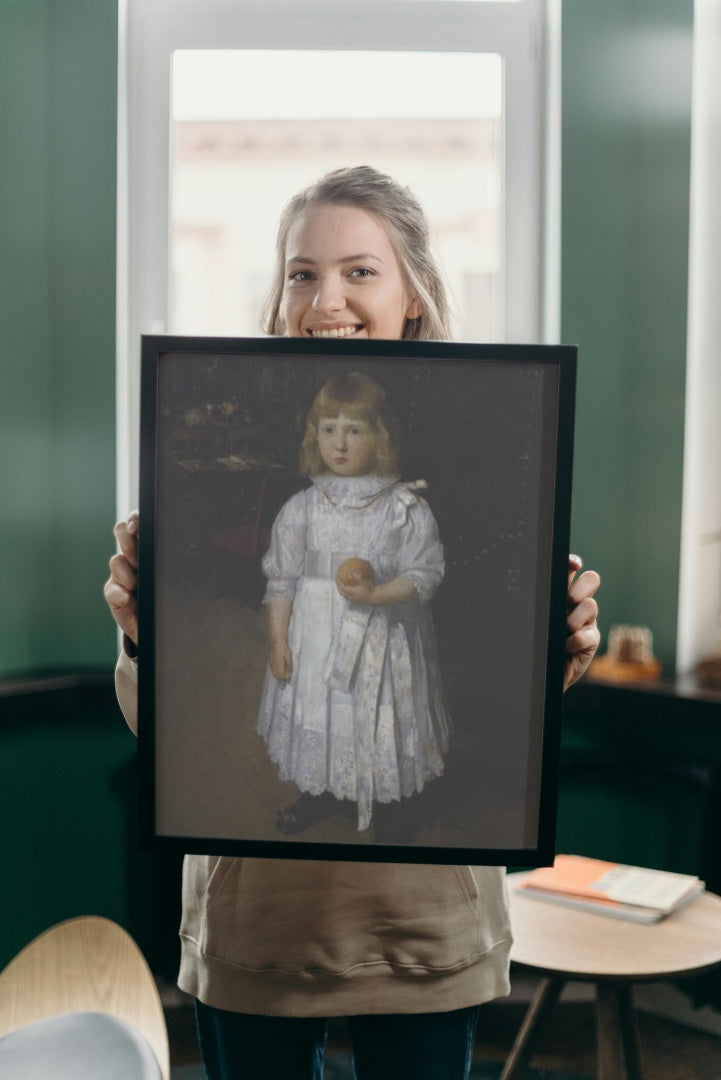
[317,413,376,477]
[281,203,421,340]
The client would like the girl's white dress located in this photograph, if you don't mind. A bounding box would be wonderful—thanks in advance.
[256,473,451,831]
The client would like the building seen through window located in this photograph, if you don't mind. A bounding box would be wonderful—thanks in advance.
[170,50,503,341]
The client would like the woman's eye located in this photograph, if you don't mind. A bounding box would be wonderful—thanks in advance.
[349,267,374,279]
[288,269,313,283]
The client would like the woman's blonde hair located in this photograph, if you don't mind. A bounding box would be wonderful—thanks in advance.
[300,371,400,477]
[262,165,454,341]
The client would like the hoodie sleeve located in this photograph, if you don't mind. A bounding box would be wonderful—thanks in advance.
[115,645,139,736]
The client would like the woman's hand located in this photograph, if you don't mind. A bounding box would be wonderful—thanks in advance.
[564,554,601,691]
[103,510,139,646]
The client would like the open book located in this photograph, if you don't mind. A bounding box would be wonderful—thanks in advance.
[516,854,705,923]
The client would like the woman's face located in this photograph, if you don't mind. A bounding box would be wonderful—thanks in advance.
[281,203,421,340]
[317,413,376,477]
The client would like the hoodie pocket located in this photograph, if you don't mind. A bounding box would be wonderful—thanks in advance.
[453,864,480,907]
[184,857,510,975]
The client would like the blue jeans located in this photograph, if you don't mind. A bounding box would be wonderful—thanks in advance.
[195,1000,481,1080]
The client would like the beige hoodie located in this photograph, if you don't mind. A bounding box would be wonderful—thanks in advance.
[116,650,512,1016]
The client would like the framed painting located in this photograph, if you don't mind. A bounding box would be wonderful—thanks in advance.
[137,336,576,864]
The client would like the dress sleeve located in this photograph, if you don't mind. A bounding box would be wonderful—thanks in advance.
[396,496,445,603]
[115,648,139,736]
[261,491,307,603]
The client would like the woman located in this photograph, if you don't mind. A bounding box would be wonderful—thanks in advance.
[105,166,601,1080]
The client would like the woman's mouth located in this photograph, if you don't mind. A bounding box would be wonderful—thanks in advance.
[307,324,364,339]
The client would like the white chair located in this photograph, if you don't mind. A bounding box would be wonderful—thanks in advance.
[0,915,170,1079]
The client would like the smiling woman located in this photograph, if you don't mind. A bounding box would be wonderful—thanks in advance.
[281,205,421,341]
[263,167,450,341]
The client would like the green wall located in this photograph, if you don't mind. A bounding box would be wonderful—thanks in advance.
[0,0,130,971]
[0,682,183,974]
[562,0,693,669]
[0,0,118,675]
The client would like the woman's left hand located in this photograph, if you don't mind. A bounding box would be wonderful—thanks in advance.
[564,554,601,691]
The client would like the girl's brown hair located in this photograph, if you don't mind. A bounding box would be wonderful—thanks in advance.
[262,165,454,342]
[300,372,400,477]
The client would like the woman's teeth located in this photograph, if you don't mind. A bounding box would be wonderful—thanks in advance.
[310,325,360,338]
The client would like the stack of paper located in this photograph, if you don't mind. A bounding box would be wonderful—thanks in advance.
[517,854,705,923]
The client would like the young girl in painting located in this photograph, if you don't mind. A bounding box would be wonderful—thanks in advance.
[257,370,450,835]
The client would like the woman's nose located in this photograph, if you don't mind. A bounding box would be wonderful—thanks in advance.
[312,274,345,314]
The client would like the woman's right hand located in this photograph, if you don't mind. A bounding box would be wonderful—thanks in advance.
[104,510,139,645]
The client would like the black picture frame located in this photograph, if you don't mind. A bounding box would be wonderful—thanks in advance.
[138,335,576,865]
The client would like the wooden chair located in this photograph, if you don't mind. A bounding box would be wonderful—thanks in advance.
[0,915,169,1079]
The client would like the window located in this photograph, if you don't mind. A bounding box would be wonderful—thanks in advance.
[169,49,503,341]
[118,0,557,509]
[677,1,721,673]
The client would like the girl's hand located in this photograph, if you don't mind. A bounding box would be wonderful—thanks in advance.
[270,640,293,681]
[336,579,377,604]
[564,554,601,691]
[335,575,417,606]
[104,510,140,645]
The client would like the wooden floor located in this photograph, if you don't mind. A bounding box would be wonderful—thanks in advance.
[166,995,721,1078]
[474,999,721,1079]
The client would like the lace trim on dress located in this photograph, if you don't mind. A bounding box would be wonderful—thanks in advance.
[311,473,400,509]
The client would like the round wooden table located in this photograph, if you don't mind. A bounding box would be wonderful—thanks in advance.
[503,872,721,1080]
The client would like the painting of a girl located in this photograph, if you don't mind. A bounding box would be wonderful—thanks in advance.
[256,370,451,834]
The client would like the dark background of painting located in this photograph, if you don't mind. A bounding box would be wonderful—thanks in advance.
[145,342,565,858]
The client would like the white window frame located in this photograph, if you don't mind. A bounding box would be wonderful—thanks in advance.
[676,0,721,674]
[116,0,559,511]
